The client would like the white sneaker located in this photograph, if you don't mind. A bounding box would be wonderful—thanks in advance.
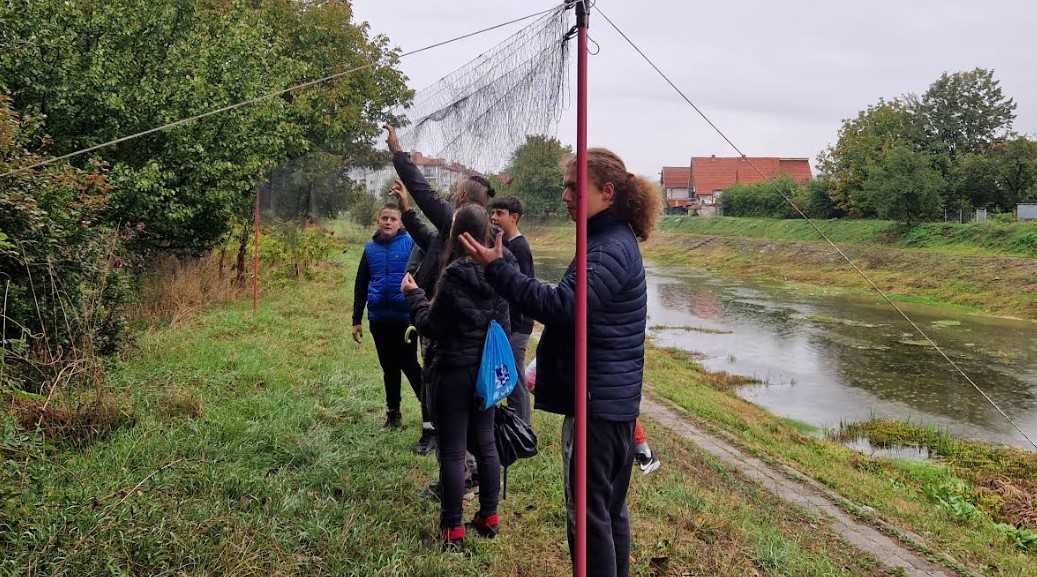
[634,451,661,474]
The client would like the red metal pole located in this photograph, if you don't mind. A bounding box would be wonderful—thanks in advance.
[253,182,260,313]
[575,2,589,576]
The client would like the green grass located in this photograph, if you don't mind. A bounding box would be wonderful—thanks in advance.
[645,345,1037,576]
[2,223,905,577]
[657,216,1037,258]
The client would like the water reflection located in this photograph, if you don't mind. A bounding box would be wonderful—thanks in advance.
[535,254,1037,449]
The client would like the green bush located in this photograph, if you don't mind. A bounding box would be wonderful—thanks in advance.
[258,223,333,281]
[0,97,132,392]
[719,175,805,218]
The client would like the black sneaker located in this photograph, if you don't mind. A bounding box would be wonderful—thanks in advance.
[441,525,465,553]
[634,449,661,474]
[416,428,438,455]
[381,411,402,431]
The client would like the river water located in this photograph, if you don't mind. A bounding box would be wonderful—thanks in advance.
[534,255,1037,449]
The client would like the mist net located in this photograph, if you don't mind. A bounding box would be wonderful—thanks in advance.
[394,5,573,174]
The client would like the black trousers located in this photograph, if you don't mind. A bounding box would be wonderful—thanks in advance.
[562,416,636,577]
[435,366,500,529]
[369,320,425,420]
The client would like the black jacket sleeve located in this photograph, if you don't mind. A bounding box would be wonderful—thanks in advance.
[352,251,371,326]
[402,209,435,252]
[405,285,452,339]
[393,151,454,237]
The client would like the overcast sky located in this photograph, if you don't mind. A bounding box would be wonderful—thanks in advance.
[351,0,1037,178]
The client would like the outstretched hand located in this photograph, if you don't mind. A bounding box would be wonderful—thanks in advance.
[458,231,504,267]
[383,124,402,154]
[388,179,409,211]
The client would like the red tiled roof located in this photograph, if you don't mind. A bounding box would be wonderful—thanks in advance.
[661,166,691,189]
[409,151,482,176]
[690,156,811,195]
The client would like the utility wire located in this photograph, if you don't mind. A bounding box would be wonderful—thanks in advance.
[0,4,566,180]
[595,5,1037,451]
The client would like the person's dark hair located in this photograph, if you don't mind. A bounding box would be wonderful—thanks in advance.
[488,195,523,216]
[460,175,495,207]
[380,203,401,214]
[566,148,662,241]
[437,204,492,286]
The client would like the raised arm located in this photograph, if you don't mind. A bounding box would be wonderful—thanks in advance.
[401,208,435,252]
[385,124,455,236]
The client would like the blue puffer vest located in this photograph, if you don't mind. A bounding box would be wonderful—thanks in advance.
[364,229,413,322]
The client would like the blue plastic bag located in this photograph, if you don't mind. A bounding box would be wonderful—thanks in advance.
[475,319,518,410]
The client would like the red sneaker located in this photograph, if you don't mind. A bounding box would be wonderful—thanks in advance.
[470,512,499,538]
[441,525,465,553]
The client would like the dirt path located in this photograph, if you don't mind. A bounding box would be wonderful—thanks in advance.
[641,396,967,577]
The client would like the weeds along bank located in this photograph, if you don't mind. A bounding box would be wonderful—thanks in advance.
[527,217,1037,321]
[3,218,1036,575]
[525,219,1037,573]
[0,219,895,576]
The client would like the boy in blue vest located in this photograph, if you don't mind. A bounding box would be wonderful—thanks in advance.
[352,204,426,432]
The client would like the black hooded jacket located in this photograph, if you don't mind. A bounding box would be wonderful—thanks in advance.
[405,257,510,371]
[394,151,522,315]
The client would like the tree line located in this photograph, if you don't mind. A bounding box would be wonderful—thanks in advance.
[721,68,1037,223]
[0,0,408,387]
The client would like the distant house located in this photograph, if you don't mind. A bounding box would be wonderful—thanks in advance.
[690,156,812,206]
[660,166,691,205]
[660,156,812,212]
[409,151,482,191]
[348,151,482,196]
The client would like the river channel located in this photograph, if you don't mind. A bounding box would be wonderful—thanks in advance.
[534,255,1037,450]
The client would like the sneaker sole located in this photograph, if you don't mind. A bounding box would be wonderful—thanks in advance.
[639,459,661,474]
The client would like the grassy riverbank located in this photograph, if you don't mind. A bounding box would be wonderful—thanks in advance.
[1,220,1034,575]
[527,217,1037,320]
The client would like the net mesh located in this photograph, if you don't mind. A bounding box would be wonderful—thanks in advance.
[395,6,572,174]
[263,4,573,222]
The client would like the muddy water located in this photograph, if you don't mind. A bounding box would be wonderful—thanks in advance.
[534,255,1037,449]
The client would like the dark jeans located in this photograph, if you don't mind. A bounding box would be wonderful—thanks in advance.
[562,416,636,577]
[435,366,500,529]
[369,320,425,420]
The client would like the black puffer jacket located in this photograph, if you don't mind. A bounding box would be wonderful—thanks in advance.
[484,208,646,421]
[405,257,510,371]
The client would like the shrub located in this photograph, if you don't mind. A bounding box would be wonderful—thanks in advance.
[1,97,133,395]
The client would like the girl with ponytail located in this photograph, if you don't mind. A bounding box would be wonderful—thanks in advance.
[460,147,661,577]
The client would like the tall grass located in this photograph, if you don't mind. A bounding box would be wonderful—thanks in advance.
[2,223,905,576]
[130,253,249,325]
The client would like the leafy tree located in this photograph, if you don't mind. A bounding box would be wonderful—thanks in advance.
[950,153,999,211]
[0,0,410,256]
[816,98,925,217]
[863,145,944,224]
[806,179,841,219]
[505,135,573,216]
[951,137,1037,212]
[0,97,129,381]
[912,68,1017,161]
